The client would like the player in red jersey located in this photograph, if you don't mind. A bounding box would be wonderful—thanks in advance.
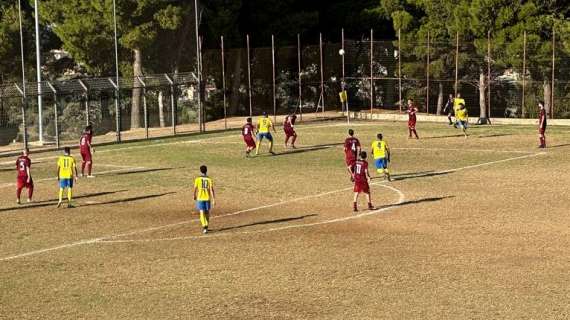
[344,129,361,179]
[16,148,33,204]
[242,117,256,157]
[352,151,374,212]
[538,102,547,148]
[406,98,419,139]
[79,125,95,177]
[283,113,298,148]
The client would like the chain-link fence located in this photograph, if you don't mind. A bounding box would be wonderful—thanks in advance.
[1,29,568,154]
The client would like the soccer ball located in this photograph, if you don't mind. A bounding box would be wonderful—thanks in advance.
[338,49,345,56]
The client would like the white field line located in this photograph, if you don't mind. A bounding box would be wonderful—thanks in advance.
[0,151,545,262]
[100,185,406,243]
[0,166,146,189]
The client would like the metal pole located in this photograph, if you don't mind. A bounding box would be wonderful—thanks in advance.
[171,85,176,134]
[551,27,555,119]
[246,34,252,116]
[487,30,491,121]
[426,30,430,114]
[17,0,28,149]
[221,35,227,130]
[370,28,374,114]
[194,0,203,132]
[272,34,277,123]
[112,0,121,142]
[455,31,459,96]
[137,76,148,139]
[522,31,527,118]
[398,29,402,113]
[54,95,59,149]
[319,32,325,114]
[342,28,348,124]
[34,0,43,145]
[85,95,90,125]
[297,34,302,121]
[198,36,204,132]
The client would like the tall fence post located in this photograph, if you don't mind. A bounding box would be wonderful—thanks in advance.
[342,28,349,124]
[46,82,59,149]
[18,0,28,149]
[108,77,121,142]
[522,31,527,118]
[487,30,491,121]
[398,29,402,113]
[426,30,430,114]
[551,27,555,119]
[165,74,176,135]
[246,34,253,117]
[319,32,325,114]
[297,34,302,121]
[137,76,148,139]
[370,28,374,114]
[272,34,277,123]
[78,79,89,125]
[221,35,227,130]
[199,36,205,132]
[20,92,28,149]
[454,31,459,96]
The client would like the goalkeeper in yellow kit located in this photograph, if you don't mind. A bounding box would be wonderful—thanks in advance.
[56,147,79,208]
[194,165,216,234]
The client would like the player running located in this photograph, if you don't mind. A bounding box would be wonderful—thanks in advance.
[455,103,469,137]
[344,129,361,179]
[57,147,78,208]
[255,112,277,155]
[283,113,298,148]
[443,93,454,125]
[371,133,391,181]
[352,151,374,212]
[242,117,256,157]
[538,101,547,148]
[406,99,419,139]
[16,148,33,204]
[453,93,465,128]
[194,165,215,234]
[79,125,95,178]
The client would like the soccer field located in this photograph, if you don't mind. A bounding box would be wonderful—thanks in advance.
[1,120,569,319]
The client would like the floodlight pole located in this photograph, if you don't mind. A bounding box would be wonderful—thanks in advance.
[17,0,28,149]
[34,0,43,144]
[370,28,374,114]
[297,34,302,121]
[551,27,555,119]
[221,36,227,130]
[342,28,349,124]
[398,29,402,113]
[487,30,491,122]
[271,35,277,123]
[246,34,252,117]
[194,0,204,132]
[112,0,121,142]
[454,31,459,96]
[319,32,325,114]
[426,30,430,114]
[522,31,527,118]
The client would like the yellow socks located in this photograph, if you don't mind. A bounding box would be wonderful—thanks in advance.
[58,188,64,202]
[199,212,209,228]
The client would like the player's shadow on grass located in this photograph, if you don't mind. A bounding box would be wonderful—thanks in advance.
[81,192,175,207]
[476,133,512,139]
[422,134,466,140]
[108,167,176,176]
[376,195,455,210]
[214,214,318,232]
[0,190,128,213]
[378,170,452,182]
[548,143,570,149]
[270,143,343,157]
[0,167,14,172]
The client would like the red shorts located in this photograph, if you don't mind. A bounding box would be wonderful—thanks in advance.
[243,136,256,148]
[345,156,356,167]
[539,128,546,135]
[17,177,33,189]
[408,121,416,129]
[353,180,370,193]
[284,127,296,137]
[81,150,92,162]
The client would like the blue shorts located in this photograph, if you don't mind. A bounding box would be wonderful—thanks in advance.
[256,132,273,142]
[196,200,211,211]
[457,120,467,129]
[375,158,388,169]
[59,178,73,189]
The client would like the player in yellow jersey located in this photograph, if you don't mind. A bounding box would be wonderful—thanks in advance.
[453,93,465,128]
[455,103,469,138]
[194,165,215,234]
[371,133,391,181]
[56,147,78,208]
[255,112,277,155]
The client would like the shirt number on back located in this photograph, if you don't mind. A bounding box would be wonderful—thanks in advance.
[355,164,362,174]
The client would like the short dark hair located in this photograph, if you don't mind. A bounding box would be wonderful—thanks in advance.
[377,133,383,140]
[538,101,544,106]
[359,151,367,159]
[348,129,354,136]
[64,147,71,154]
[200,165,207,175]
[262,112,268,117]
[408,98,414,101]
[85,125,92,132]
[246,117,252,123]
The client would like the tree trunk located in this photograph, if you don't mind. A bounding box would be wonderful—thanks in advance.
[158,90,165,127]
[478,72,487,119]
[543,80,552,116]
[229,49,243,115]
[131,48,143,129]
[436,82,443,115]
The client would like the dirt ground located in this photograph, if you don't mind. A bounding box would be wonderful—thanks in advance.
[0,120,569,319]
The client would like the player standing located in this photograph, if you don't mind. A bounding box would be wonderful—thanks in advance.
[443,93,454,125]
[16,148,33,204]
[255,112,277,155]
[344,129,361,179]
[455,103,469,137]
[453,93,465,128]
[242,117,256,157]
[352,151,374,212]
[79,125,95,178]
[283,113,298,148]
[194,165,215,234]
[406,99,419,139]
[371,133,391,181]
[538,101,547,148]
[57,147,78,208]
